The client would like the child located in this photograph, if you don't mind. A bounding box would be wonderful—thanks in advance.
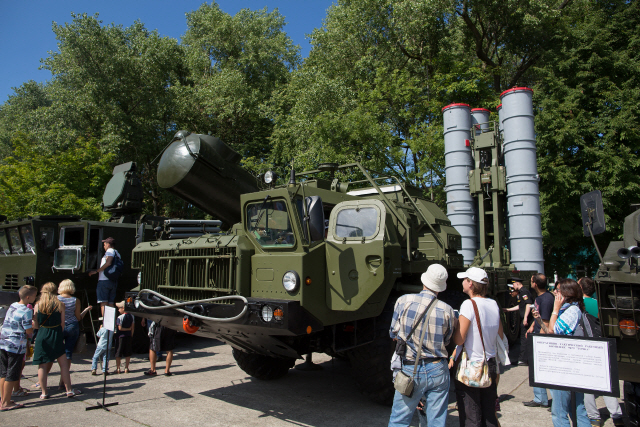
[113,301,134,374]
[91,325,113,375]
[0,285,37,411]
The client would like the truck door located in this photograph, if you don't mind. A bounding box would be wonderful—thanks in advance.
[326,199,386,311]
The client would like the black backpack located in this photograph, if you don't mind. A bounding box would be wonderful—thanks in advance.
[104,251,124,281]
[580,312,602,338]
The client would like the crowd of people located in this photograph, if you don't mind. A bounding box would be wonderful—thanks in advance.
[0,237,176,412]
[388,265,623,427]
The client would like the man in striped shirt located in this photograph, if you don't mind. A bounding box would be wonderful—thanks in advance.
[388,263,456,427]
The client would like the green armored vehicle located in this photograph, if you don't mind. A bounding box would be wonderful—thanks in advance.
[0,162,161,328]
[125,130,533,403]
[581,191,640,426]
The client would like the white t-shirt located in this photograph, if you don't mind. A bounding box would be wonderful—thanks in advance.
[98,248,120,281]
[459,297,500,361]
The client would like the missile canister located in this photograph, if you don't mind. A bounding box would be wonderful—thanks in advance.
[157,131,258,227]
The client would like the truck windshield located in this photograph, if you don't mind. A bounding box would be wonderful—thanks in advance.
[246,199,295,248]
[0,229,9,255]
[20,225,35,254]
[8,227,23,254]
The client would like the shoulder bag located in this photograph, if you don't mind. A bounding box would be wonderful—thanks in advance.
[393,298,438,397]
[455,299,492,388]
[104,251,124,281]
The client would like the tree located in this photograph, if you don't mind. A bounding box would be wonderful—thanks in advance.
[533,0,640,276]
[0,133,115,220]
[179,3,301,163]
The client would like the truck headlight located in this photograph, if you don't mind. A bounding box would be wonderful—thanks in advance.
[282,271,299,292]
[261,305,274,322]
[137,272,142,285]
[264,171,275,184]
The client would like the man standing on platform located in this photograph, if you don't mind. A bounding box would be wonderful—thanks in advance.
[502,276,532,365]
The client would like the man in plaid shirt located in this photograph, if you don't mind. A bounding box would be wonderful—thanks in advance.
[388,263,456,427]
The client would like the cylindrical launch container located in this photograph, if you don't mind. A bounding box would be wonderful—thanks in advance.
[157,131,258,227]
[500,88,545,273]
[443,103,477,265]
[471,108,491,135]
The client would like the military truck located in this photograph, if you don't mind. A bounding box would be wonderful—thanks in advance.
[0,162,163,331]
[581,191,640,426]
[124,130,534,403]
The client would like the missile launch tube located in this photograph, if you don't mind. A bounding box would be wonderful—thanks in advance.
[443,103,477,265]
[157,131,258,227]
[501,88,545,273]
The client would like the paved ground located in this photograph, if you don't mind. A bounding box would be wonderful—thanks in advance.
[1,334,626,427]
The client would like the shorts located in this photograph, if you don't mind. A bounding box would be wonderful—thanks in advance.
[115,335,133,358]
[0,349,23,382]
[63,322,80,360]
[97,279,117,303]
[150,326,176,353]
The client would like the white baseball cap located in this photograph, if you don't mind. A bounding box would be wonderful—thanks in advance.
[457,267,488,284]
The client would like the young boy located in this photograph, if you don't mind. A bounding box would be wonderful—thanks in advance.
[114,301,134,374]
[91,325,113,375]
[0,285,36,411]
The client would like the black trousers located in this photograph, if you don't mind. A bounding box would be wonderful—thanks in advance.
[519,322,528,363]
[455,358,499,427]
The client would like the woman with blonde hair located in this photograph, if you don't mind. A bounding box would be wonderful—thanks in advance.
[57,279,92,388]
[32,282,81,398]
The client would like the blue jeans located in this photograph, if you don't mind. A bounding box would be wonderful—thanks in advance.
[96,279,117,303]
[533,386,549,405]
[389,359,450,427]
[91,330,114,371]
[63,322,80,360]
[550,389,590,427]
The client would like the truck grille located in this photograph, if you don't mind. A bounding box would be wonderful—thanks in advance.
[600,282,639,340]
[3,274,19,291]
[133,247,236,302]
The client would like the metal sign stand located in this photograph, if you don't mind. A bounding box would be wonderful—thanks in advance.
[86,306,119,411]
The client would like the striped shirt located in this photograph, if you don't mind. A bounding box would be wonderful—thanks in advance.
[554,303,582,336]
[390,289,456,361]
[58,296,78,326]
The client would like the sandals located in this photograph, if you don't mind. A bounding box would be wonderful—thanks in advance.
[143,369,157,376]
[11,388,29,397]
[31,382,41,389]
[124,368,130,374]
[66,389,83,398]
[0,403,25,411]
[39,394,50,399]
[112,368,121,374]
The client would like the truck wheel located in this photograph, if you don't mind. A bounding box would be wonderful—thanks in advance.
[347,298,396,405]
[625,381,640,427]
[232,348,296,380]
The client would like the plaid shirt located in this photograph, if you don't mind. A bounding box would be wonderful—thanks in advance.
[390,290,455,361]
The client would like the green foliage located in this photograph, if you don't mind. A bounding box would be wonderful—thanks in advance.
[0,133,115,220]
[180,3,300,161]
[534,0,640,276]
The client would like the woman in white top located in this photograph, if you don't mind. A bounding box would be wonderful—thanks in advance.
[453,267,503,427]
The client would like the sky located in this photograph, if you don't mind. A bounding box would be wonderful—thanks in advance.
[0,0,335,104]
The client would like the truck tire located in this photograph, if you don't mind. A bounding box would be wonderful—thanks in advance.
[625,381,640,427]
[347,297,396,405]
[232,348,296,380]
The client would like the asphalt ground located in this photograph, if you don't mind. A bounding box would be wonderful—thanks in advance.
[1,334,626,427]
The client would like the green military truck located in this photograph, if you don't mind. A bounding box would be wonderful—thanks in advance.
[581,191,640,426]
[0,162,162,331]
[125,131,533,403]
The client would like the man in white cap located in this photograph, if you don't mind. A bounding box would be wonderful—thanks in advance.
[388,263,456,427]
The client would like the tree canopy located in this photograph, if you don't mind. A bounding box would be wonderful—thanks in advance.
[0,0,638,276]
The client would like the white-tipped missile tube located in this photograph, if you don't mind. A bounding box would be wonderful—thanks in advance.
[501,87,545,273]
[443,103,477,265]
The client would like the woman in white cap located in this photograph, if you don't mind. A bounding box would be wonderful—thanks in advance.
[452,267,503,427]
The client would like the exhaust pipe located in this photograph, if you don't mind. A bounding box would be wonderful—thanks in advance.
[618,246,640,259]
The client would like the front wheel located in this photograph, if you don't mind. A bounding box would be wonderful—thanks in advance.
[232,348,296,380]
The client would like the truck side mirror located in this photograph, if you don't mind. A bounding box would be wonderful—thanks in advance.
[305,196,325,243]
[580,190,606,237]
